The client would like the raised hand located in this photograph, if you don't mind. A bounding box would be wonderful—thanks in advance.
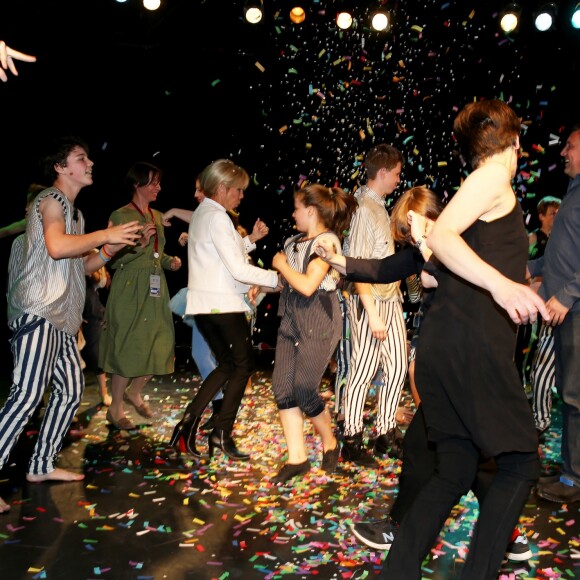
[0,41,36,83]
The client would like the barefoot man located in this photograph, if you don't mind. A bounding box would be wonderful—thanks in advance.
[0,136,141,514]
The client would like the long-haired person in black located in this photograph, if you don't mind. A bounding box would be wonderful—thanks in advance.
[169,159,280,461]
[267,184,358,484]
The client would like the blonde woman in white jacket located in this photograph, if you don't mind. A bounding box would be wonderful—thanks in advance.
[165,159,280,461]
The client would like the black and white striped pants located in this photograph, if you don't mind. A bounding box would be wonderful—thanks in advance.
[343,296,408,436]
[531,322,555,432]
[1,314,84,475]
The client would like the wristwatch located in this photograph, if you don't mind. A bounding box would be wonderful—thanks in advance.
[415,235,427,250]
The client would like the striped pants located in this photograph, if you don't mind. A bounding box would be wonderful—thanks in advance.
[343,296,408,436]
[531,323,556,432]
[272,290,342,417]
[0,314,84,475]
[333,292,351,417]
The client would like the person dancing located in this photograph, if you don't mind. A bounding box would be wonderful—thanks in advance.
[268,184,357,484]
[380,100,548,578]
[168,159,279,461]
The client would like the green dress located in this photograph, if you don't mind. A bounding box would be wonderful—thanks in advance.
[99,205,176,377]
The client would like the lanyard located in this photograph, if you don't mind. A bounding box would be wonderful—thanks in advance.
[131,201,159,258]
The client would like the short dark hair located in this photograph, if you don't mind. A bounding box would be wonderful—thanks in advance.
[39,135,89,183]
[364,144,404,179]
[537,195,561,216]
[453,100,521,169]
[125,161,163,196]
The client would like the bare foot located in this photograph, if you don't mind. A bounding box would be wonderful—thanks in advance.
[0,496,10,514]
[101,393,112,406]
[26,468,85,484]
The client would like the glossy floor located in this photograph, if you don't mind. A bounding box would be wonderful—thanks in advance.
[0,361,577,580]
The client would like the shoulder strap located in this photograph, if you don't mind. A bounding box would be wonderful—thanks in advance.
[302,232,336,273]
[284,233,304,252]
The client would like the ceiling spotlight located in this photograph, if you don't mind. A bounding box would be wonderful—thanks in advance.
[499,3,521,33]
[534,2,557,31]
[572,3,580,28]
[244,0,264,24]
[143,0,161,10]
[289,6,306,24]
[370,10,389,32]
[336,10,354,30]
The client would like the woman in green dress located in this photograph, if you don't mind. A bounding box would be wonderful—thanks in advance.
[99,162,182,430]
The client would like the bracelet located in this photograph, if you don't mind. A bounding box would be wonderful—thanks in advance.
[99,248,112,263]
[415,235,427,250]
[101,245,113,259]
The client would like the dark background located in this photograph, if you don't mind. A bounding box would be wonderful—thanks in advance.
[1,0,579,375]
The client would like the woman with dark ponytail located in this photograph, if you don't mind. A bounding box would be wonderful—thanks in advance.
[266,184,357,484]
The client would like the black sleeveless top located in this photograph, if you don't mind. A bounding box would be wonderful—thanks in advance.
[415,202,537,456]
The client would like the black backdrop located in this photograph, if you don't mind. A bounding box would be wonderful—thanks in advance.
[0,0,577,375]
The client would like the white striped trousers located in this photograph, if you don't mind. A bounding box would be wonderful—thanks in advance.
[343,296,408,436]
[0,314,84,474]
[531,322,556,432]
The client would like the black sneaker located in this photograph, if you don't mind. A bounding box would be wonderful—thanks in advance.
[351,516,398,550]
[505,533,532,561]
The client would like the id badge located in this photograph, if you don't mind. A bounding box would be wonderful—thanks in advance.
[150,274,161,297]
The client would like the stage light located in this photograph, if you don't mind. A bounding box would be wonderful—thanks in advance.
[244,0,264,24]
[336,10,354,30]
[289,6,306,24]
[534,2,557,31]
[499,3,521,33]
[143,0,161,10]
[370,10,389,32]
[572,3,580,28]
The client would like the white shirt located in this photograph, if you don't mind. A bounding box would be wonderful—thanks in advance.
[346,185,402,302]
[186,197,278,315]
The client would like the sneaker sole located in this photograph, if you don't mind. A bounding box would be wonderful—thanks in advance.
[350,524,391,550]
[505,549,533,562]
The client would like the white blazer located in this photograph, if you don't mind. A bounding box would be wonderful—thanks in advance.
[186,197,278,315]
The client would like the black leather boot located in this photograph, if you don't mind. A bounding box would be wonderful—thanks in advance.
[341,432,377,467]
[200,398,223,431]
[208,428,250,461]
[374,427,404,459]
[169,404,202,458]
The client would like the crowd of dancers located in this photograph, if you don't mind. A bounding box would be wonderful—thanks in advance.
[0,89,579,579]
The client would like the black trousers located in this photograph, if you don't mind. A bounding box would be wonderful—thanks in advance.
[192,312,254,431]
[382,423,539,579]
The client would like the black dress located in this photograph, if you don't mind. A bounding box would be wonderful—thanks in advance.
[415,202,538,456]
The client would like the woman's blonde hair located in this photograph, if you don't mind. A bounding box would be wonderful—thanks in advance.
[199,159,250,198]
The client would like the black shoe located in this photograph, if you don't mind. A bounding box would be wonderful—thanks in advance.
[201,398,222,431]
[170,411,202,458]
[537,479,580,503]
[271,460,311,484]
[374,427,404,459]
[208,428,250,461]
[341,433,377,467]
[321,445,340,473]
[351,516,399,550]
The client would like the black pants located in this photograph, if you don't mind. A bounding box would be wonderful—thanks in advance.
[192,312,254,430]
[382,422,539,579]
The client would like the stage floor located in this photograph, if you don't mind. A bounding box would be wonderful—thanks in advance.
[0,354,577,580]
